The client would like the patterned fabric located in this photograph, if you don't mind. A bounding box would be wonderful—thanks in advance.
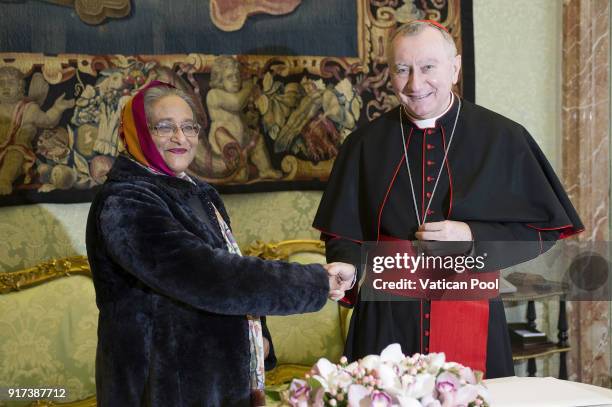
[214,208,266,393]
[0,100,37,184]
[118,81,176,176]
[0,276,97,406]
[0,2,473,207]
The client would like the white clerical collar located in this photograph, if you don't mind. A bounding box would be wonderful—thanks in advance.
[405,92,454,129]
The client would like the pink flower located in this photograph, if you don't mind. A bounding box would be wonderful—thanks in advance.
[371,390,393,407]
[436,372,460,394]
[289,379,310,407]
[290,344,490,407]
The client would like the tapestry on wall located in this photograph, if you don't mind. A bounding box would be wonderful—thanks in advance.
[0,0,474,205]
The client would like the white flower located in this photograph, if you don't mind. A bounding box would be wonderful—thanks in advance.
[395,395,424,407]
[458,367,476,385]
[475,384,491,403]
[347,384,370,407]
[345,361,359,374]
[377,363,400,390]
[330,371,354,393]
[427,353,446,373]
[407,373,436,399]
[443,362,461,371]
[421,395,442,407]
[380,343,405,363]
[389,372,435,402]
[314,358,336,377]
[287,345,488,407]
[454,384,479,405]
[360,355,381,371]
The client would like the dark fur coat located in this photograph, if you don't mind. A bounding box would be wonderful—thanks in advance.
[86,155,329,406]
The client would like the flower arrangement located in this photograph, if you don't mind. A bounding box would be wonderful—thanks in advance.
[283,344,490,407]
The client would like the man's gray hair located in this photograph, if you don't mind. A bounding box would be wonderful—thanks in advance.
[387,20,457,66]
[143,86,199,125]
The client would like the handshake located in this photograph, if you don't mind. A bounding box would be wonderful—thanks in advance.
[324,262,357,301]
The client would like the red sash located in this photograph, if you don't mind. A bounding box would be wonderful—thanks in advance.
[430,300,489,375]
[376,235,490,376]
[337,234,491,376]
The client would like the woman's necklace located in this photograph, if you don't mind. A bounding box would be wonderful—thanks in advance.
[399,97,462,226]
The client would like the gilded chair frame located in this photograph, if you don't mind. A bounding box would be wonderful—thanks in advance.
[1,240,346,399]
[0,255,97,407]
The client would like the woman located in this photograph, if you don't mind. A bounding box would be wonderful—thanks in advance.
[86,81,352,406]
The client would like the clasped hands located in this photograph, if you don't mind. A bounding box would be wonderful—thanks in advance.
[415,220,473,255]
[324,262,356,301]
[321,222,471,300]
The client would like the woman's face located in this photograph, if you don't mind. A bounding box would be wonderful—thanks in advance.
[149,95,198,174]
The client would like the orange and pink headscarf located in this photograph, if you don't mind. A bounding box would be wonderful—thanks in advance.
[119,81,176,176]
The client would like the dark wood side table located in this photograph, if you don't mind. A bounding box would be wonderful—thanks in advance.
[502,287,570,379]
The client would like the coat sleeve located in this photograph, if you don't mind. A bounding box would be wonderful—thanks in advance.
[96,186,329,317]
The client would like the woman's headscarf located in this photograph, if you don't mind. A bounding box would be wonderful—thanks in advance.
[119,80,176,176]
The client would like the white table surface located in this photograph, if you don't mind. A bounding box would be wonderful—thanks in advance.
[485,376,612,407]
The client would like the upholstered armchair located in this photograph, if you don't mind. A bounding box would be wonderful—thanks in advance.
[0,240,350,405]
[0,256,97,407]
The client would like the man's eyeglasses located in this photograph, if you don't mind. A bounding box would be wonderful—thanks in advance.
[150,121,201,139]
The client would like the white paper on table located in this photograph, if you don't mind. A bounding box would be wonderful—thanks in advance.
[484,376,612,407]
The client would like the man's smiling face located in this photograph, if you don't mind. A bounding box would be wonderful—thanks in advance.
[390,26,461,119]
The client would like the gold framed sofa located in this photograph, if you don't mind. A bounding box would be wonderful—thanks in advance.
[0,240,349,405]
[0,256,97,407]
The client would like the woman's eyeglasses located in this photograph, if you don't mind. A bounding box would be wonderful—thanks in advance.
[150,121,201,139]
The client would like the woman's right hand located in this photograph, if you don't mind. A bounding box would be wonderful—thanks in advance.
[324,262,356,301]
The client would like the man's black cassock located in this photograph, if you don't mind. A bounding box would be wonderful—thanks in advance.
[313,96,583,378]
